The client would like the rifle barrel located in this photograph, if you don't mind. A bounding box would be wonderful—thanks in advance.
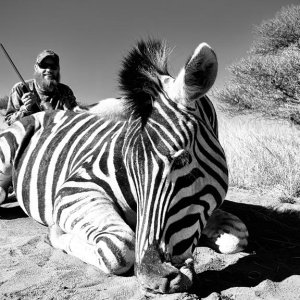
[0,43,30,92]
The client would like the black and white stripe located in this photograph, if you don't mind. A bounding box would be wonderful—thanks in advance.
[0,39,228,293]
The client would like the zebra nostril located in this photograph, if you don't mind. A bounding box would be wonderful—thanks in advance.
[166,269,179,281]
[156,269,181,293]
[157,277,169,293]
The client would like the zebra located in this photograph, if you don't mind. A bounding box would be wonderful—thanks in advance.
[0,39,248,294]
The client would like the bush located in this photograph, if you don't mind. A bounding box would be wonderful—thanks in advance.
[250,5,300,55]
[214,5,300,122]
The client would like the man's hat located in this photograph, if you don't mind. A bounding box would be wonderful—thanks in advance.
[36,50,59,66]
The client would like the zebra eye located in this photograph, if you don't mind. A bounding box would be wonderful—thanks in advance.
[171,150,192,171]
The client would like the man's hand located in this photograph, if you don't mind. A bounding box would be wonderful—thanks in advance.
[21,92,38,111]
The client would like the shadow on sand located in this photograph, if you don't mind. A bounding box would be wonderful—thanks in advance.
[195,199,300,298]
[0,195,27,220]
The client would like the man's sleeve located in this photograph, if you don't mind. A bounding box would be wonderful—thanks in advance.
[5,83,29,126]
[62,86,77,110]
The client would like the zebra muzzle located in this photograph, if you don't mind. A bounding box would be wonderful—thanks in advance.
[136,244,194,293]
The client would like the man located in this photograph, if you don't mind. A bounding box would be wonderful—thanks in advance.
[5,49,78,125]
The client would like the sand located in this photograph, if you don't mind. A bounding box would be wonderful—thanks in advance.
[1,188,300,300]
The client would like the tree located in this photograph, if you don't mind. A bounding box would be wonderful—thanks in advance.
[213,5,300,122]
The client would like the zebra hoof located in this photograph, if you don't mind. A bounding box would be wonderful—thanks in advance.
[201,209,249,254]
[215,232,244,254]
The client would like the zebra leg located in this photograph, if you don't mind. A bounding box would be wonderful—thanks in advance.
[200,209,249,254]
[0,136,13,205]
[0,170,12,205]
[50,191,135,274]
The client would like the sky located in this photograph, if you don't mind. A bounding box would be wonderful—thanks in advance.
[0,0,298,105]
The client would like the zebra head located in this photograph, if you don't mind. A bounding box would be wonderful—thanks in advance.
[120,39,228,293]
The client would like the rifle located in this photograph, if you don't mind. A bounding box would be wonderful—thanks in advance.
[0,43,45,111]
[0,43,31,92]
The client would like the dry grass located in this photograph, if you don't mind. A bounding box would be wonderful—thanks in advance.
[218,113,300,198]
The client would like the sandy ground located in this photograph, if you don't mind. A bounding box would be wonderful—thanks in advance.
[1,188,300,300]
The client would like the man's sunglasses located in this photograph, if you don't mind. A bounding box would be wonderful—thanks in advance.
[37,62,59,70]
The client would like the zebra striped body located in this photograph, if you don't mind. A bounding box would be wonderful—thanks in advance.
[0,40,242,293]
[14,111,136,227]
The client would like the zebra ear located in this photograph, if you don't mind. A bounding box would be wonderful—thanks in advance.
[184,43,218,101]
[170,43,218,105]
[172,43,218,103]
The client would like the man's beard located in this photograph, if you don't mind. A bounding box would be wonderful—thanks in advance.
[34,71,60,92]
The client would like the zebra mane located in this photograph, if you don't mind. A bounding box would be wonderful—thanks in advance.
[119,39,171,125]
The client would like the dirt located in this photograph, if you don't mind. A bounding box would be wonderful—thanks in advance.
[0,188,300,299]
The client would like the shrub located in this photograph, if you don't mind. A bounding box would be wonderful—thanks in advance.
[214,5,300,122]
